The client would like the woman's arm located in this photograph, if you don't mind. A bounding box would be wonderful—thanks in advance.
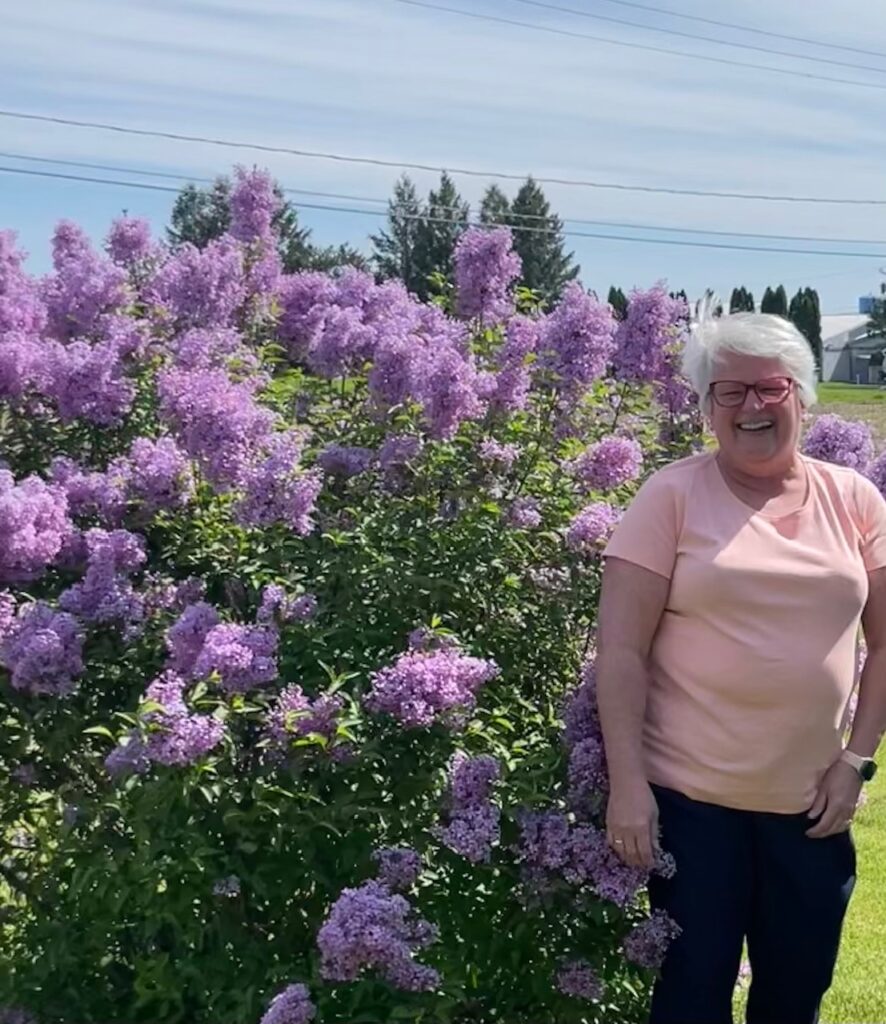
[596,555,670,868]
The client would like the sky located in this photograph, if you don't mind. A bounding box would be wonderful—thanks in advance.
[3,0,886,313]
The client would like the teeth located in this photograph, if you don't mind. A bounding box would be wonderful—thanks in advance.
[738,422,772,431]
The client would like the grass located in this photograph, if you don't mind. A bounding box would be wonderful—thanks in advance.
[814,382,886,443]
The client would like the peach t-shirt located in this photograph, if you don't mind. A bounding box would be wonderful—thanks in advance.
[603,451,886,813]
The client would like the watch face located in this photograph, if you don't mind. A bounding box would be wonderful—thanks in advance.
[861,760,878,782]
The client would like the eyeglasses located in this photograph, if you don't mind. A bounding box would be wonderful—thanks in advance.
[708,377,794,409]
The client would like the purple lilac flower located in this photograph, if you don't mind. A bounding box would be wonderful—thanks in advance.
[489,315,538,414]
[374,847,422,891]
[111,436,195,516]
[557,959,605,1001]
[193,622,278,693]
[368,332,426,411]
[563,659,603,749]
[317,444,375,478]
[213,874,241,898]
[0,470,72,584]
[44,339,135,426]
[454,227,521,326]
[566,502,621,553]
[0,591,15,643]
[1,603,84,696]
[140,670,225,765]
[306,304,377,379]
[379,434,424,471]
[258,586,318,625]
[867,451,886,498]
[148,236,246,329]
[230,166,281,245]
[365,647,500,728]
[623,910,682,970]
[570,436,643,492]
[166,602,221,675]
[106,217,155,267]
[508,497,542,529]
[49,457,126,524]
[265,683,342,750]
[539,284,617,398]
[143,575,205,617]
[12,764,37,787]
[259,983,316,1024]
[613,284,686,384]
[479,439,520,469]
[439,753,501,863]
[802,414,874,472]
[317,879,440,991]
[105,732,150,778]
[517,810,572,873]
[0,231,46,337]
[568,737,609,812]
[42,221,128,340]
[157,366,276,489]
[0,332,40,403]
[170,326,256,372]
[236,433,323,535]
[566,824,648,907]
[278,272,338,361]
[417,344,485,440]
[59,529,146,630]
[406,627,459,653]
[290,594,318,622]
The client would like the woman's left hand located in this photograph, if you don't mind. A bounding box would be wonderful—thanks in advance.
[806,760,862,838]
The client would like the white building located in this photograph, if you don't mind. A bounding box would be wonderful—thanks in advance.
[821,313,883,383]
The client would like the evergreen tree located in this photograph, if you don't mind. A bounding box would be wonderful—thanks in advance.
[789,287,822,376]
[370,175,425,294]
[608,286,628,320]
[729,286,755,313]
[479,185,512,225]
[509,177,579,301]
[411,172,469,300]
[760,285,788,316]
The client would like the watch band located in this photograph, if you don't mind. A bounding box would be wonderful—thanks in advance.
[840,749,877,781]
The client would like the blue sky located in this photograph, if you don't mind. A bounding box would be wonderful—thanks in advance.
[3,0,886,312]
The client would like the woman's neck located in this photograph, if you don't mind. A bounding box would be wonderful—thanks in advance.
[715,451,806,501]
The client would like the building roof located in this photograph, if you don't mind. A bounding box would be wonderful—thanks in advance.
[821,313,871,349]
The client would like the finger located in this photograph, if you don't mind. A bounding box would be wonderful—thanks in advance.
[807,789,827,821]
[807,807,842,838]
[623,833,646,869]
[635,829,656,870]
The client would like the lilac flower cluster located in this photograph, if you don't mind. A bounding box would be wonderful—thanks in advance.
[868,451,886,498]
[622,909,682,970]
[0,231,46,337]
[213,875,241,898]
[365,647,500,727]
[105,216,155,268]
[478,438,520,469]
[613,284,686,384]
[317,444,375,478]
[264,683,343,751]
[489,315,538,413]
[569,436,643,492]
[104,734,151,779]
[802,413,874,472]
[562,658,609,813]
[257,585,318,626]
[170,326,256,373]
[566,502,621,553]
[438,753,501,863]
[317,879,440,991]
[508,496,542,529]
[235,436,323,536]
[166,602,221,675]
[148,236,246,329]
[49,457,126,524]
[453,227,522,326]
[230,166,281,245]
[59,529,146,631]
[379,433,423,472]
[140,670,225,765]
[556,959,605,1001]
[43,336,136,425]
[42,220,128,340]
[538,284,617,399]
[373,846,422,891]
[1,602,84,696]
[109,436,195,516]
[192,622,279,693]
[0,469,72,583]
[259,983,316,1024]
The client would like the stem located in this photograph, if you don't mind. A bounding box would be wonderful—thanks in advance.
[511,392,558,499]
[610,380,630,433]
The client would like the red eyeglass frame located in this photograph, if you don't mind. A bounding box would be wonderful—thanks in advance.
[707,376,794,408]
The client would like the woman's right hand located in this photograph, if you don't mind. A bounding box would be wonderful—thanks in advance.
[606,777,661,870]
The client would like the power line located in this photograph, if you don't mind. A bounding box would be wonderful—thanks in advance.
[595,0,886,61]
[5,150,886,247]
[391,0,886,93]
[503,0,886,75]
[3,164,886,259]
[3,109,886,206]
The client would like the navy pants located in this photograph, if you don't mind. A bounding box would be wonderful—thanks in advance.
[647,785,856,1024]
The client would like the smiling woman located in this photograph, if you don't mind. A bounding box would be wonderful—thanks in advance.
[596,305,886,1024]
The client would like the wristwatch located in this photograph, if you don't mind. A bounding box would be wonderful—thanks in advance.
[840,749,879,782]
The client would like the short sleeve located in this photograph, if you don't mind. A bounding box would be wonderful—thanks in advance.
[603,467,683,580]
[854,474,886,571]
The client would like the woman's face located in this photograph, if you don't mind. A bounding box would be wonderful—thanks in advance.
[707,352,803,475]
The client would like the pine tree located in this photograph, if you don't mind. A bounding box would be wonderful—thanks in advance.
[370,175,425,294]
[729,287,755,313]
[509,177,579,302]
[761,286,788,316]
[479,185,511,225]
[789,288,822,376]
[608,286,628,320]
[411,172,469,300]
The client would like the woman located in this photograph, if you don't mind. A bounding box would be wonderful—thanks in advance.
[596,308,886,1024]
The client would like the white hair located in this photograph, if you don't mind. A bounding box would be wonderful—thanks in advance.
[681,295,817,409]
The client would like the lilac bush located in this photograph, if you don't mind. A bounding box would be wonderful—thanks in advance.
[803,412,874,471]
[0,174,705,1024]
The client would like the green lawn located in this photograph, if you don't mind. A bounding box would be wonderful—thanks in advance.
[817,382,886,406]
